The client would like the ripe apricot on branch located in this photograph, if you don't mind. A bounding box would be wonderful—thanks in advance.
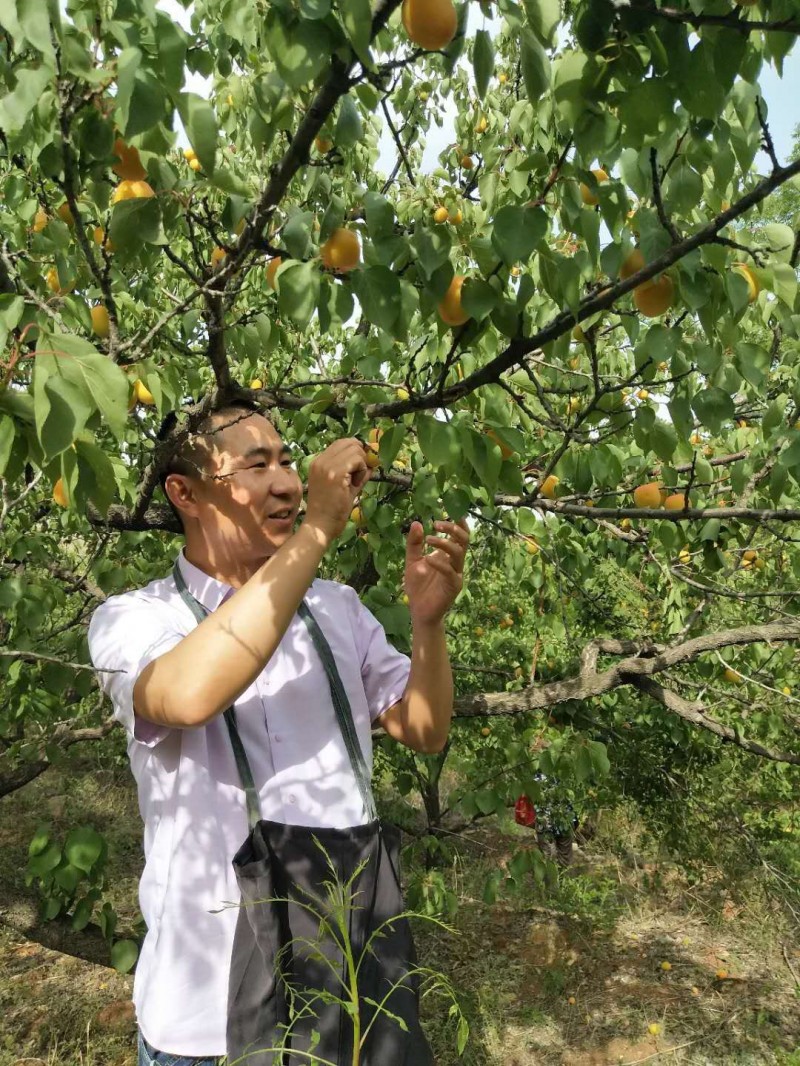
[401,0,458,51]
[133,379,155,406]
[32,207,49,233]
[210,246,227,268]
[723,668,743,684]
[634,275,674,317]
[250,378,263,390]
[112,179,154,203]
[579,168,608,206]
[91,305,110,338]
[320,228,360,272]
[438,274,469,326]
[53,478,69,508]
[620,248,645,280]
[314,136,333,153]
[540,474,559,499]
[460,154,474,170]
[447,207,463,224]
[733,262,759,303]
[57,202,75,227]
[112,137,146,182]
[266,257,282,291]
[664,493,689,511]
[486,428,513,459]
[433,206,449,223]
[633,482,663,509]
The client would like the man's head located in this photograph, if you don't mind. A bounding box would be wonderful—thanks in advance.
[159,401,304,578]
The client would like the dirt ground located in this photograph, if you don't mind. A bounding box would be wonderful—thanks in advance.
[1,747,799,1065]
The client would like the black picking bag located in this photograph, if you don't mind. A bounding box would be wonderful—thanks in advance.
[173,563,435,1066]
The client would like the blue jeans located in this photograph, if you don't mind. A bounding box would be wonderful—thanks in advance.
[137,1030,223,1065]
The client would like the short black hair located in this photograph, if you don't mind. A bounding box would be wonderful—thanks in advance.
[156,397,270,529]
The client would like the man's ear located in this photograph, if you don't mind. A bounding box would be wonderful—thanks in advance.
[164,473,200,522]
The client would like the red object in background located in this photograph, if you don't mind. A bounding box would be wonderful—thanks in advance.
[515,795,536,827]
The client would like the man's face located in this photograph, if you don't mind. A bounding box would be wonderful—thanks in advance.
[174,411,304,565]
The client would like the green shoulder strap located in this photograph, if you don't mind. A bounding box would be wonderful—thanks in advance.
[171,560,378,826]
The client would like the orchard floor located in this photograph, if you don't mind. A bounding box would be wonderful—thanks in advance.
[1,743,799,1066]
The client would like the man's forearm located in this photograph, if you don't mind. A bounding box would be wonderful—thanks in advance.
[398,618,453,754]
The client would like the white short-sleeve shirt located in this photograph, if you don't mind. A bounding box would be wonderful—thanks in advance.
[87,548,412,1057]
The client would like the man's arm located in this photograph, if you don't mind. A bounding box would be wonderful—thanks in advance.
[373,618,452,754]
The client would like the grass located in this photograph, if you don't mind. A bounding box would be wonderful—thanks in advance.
[1,740,799,1065]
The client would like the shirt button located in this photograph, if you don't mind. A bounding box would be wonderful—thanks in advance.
[273,734,281,742]
[287,794,296,804]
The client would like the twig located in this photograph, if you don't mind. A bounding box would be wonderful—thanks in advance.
[650,148,681,244]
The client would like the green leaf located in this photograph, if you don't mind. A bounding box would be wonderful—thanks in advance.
[282,211,315,259]
[110,939,139,974]
[0,64,53,133]
[352,266,400,334]
[473,30,494,100]
[109,196,164,249]
[28,824,50,858]
[410,227,452,278]
[17,0,53,54]
[334,94,363,149]
[265,14,331,89]
[54,862,84,895]
[523,0,559,47]
[417,415,461,470]
[461,278,498,321]
[113,48,142,136]
[27,842,61,877]
[35,331,130,444]
[363,192,395,241]
[177,92,218,175]
[0,414,14,476]
[341,0,372,65]
[520,27,550,103]
[491,206,546,265]
[277,260,320,329]
[691,387,735,435]
[64,826,104,873]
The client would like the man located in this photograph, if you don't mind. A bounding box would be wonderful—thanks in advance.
[88,399,469,1064]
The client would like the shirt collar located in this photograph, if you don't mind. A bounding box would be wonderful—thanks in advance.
[175,548,235,613]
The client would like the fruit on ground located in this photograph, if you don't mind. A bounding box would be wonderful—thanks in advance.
[648,1023,661,1036]
[112,137,146,181]
[540,474,559,499]
[634,275,674,317]
[661,961,672,971]
[401,0,458,51]
[620,248,645,279]
[320,228,360,272]
[733,262,759,303]
[53,478,68,508]
[314,136,333,153]
[474,626,484,636]
[91,305,110,338]
[514,796,536,827]
[112,179,154,203]
[580,167,608,206]
[633,482,663,509]
[32,207,49,232]
[210,246,227,268]
[664,493,689,511]
[433,206,449,223]
[133,379,155,405]
[57,202,75,227]
[266,257,282,291]
[481,726,491,737]
[438,274,469,326]
[724,668,743,684]
[249,378,263,390]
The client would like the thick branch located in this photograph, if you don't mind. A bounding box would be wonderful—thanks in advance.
[628,675,800,765]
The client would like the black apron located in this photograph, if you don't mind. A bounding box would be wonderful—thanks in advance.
[173,563,435,1066]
